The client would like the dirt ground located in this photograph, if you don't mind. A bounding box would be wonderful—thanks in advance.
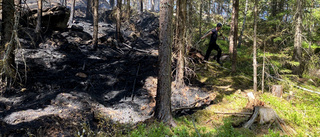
[0,1,214,136]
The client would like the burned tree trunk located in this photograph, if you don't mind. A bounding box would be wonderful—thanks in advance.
[86,0,93,19]
[126,0,130,18]
[67,0,76,27]
[151,0,155,11]
[154,0,175,126]
[110,0,115,9]
[140,0,143,12]
[1,0,19,80]
[35,0,42,34]
[92,0,99,48]
[116,0,122,41]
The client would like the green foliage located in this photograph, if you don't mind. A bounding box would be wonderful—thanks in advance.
[263,129,284,137]
[129,122,173,137]
[127,119,215,137]
[75,114,131,137]
[214,119,253,137]
[273,37,282,43]
[312,8,320,21]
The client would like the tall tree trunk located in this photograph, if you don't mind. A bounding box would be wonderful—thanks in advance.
[271,0,277,17]
[110,0,115,9]
[151,0,155,11]
[229,0,239,72]
[140,0,143,12]
[132,0,138,10]
[87,0,93,19]
[293,0,302,76]
[175,0,186,89]
[2,0,14,47]
[237,0,248,48]
[155,0,175,126]
[126,0,130,18]
[199,1,202,37]
[35,0,42,34]
[68,0,76,27]
[1,0,16,79]
[144,0,147,11]
[93,0,99,48]
[116,0,122,41]
[188,0,193,28]
[213,0,216,14]
[253,0,258,92]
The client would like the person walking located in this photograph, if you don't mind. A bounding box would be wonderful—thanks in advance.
[201,23,225,66]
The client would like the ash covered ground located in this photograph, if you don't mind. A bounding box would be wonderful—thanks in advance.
[0,1,213,136]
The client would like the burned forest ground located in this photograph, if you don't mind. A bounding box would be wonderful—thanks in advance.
[0,3,217,136]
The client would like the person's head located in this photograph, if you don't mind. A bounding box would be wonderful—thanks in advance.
[216,23,222,31]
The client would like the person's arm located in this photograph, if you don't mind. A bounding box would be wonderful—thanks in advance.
[219,33,226,40]
[201,31,213,39]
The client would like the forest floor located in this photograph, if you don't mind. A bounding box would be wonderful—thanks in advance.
[0,3,220,136]
[1,1,320,137]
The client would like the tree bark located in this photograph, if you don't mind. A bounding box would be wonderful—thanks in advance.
[271,0,277,17]
[272,85,283,98]
[110,0,115,9]
[151,0,155,11]
[293,0,302,76]
[140,0,143,12]
[126,0,130,18]
[86,0,93,19]
[2,0,14,47]
[253,0,258,92]
[92,0,99,48]
[67,0,76,27]
[116,0,122,41]
[199,1,202,37]
[175,0,186,89]
[1,0,16,79]
[154,0,175,126]
[35,0,42,34]
[237,0,248,48]
[229,0,239,72]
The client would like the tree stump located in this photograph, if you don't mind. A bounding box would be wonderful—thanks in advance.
[272,85,283,98]
[245,92,264,109]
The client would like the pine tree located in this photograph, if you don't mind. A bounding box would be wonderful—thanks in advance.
[116,0,122,41]
[92,0,99,48]
[154,0,175,126]
[229,0,239,72]
[175,0,187,89]
[35,0,42,35]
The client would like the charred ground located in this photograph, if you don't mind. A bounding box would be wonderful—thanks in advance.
[0,2,214,136]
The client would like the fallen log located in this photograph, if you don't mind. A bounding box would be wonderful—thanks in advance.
[172,93,217,115]
[20,5,70,30]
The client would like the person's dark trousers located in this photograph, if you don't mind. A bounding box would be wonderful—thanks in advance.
[204,43,222,63]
